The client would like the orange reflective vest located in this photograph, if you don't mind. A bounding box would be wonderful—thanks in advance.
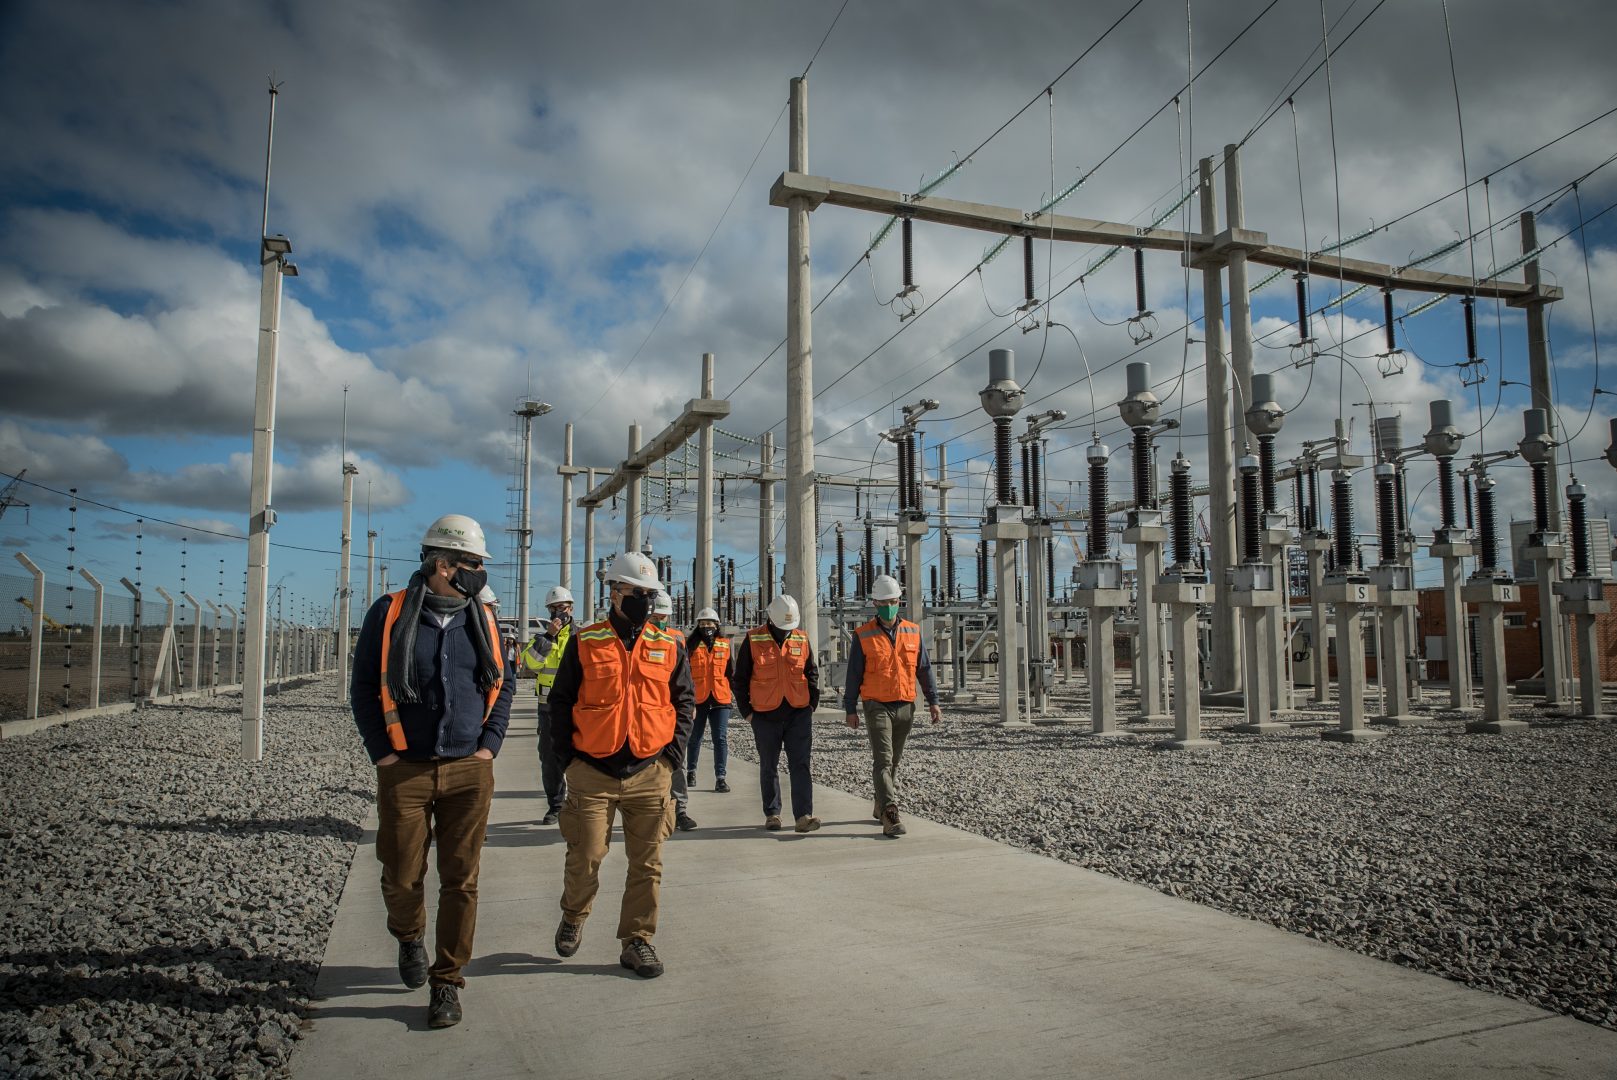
[856,617,921,703]
[691,637,732,705]
[746,626,810,712]
[571,620,680,758]
[378,591,505,753]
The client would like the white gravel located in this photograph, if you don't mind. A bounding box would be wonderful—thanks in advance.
[0,679,372,1079]
[734,681,1617,1032]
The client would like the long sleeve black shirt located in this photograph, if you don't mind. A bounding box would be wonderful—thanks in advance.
[732,625,820,719]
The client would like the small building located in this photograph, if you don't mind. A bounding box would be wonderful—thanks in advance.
[1415,581,1617,684]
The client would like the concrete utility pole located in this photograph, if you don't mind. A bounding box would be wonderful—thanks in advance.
[784,75,820,651]
[1196,156,1240,696]
[559,422,577,594]
[365,530,377,611]
[338,461,357,703]
[695,354,716,610]
[758,430,776,607]
[582,467,597,623]
[625,422,644,552]
[514,399,552,644]
[243,81,297,762]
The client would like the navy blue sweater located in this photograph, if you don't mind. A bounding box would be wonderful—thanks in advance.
[351,594,514,764]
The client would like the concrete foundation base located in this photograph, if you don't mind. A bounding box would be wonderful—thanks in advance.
[992,720,1035,730]
[1230,722,1295,734]
[1201,690,1245,708]
[1031,715,1082,726]
[1371,713,1427,727]
[1157,737,1221,752]
[1321,728,1387,744]
[1465,718,1530,735]
[1131,712,1173,725]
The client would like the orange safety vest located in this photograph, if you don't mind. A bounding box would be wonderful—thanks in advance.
[746,626,811,712]
[691,636,733,705]
[378,591,505,753]
[571,620,680,758]
[855,617,921,703]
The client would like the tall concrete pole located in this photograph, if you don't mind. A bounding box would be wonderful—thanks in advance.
[625,423,643,552]
[582,467,597,623]
[1198,156,1240,694]
[242,104,293,757]
[760,431,775,606]
[785,76,819,650]
[560,422,575,593]
[338,461,356,703]
[696,354,716,609]
[365,530,377,610]
[1519,213,1561,529]
[514,401,549,643]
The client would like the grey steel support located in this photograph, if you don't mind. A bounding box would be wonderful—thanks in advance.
[695,354,715,610]
[784,75,820,651]
[625,423,644,552]
[560,421,575,594]
[582,467,597,623]
[338,461,356,703]
[759,431,776,606]
[1195,157,1240,695]
[15,552,43,720]
[79,567,103,709]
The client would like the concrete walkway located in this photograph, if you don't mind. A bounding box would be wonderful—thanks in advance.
[293,700,1617,1079]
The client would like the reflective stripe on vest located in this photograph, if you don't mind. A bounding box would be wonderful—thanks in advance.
[691,637,732,705]
[378,591,505,753]
[746,627,810,712]
[532,624,571,696]
[855,617,920,703]
[572,621,679,758]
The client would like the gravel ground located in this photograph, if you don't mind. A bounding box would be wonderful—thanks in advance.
[734,681,1617,1031]
[0,679,372,1079]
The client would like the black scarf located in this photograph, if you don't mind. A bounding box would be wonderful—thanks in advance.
[386,569,503,706]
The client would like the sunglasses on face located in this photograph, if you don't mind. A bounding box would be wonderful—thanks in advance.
[616,586,654,599]
[456,558,484,570]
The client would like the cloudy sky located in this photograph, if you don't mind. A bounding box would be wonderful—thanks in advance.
[3,0,1616,622]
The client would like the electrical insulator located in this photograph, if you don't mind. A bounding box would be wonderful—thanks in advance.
[1476,473,1500,573]
[834,524,846,603]
[1029,440,1043,516]
[929,564,938,603]
[1087,440,1110,560]
[995,419,1017,505]
[1568,480,1591,578]
[1531,461,1550,532]
[904,432,919,510]
[1240,456,1262,564]
[1437,457,1457,531]
[863,519,875,597]
[1170,454,1194,568]
[1295,273,1312,343]
[1463,473,1475,532]
[976,539,989,600]
[1131,429,1153,509]
[1331,470,1355,571]
[1046,535,1056,598]
[897,438,911,512]
[1133,247,1148,315]
[1393,465,1409,539]
[1294,472,1306,528]
[942,528,956,598]
[1023,234,1035,308]
[1382,288,1397,353]
[1463,296,1478,362]
[1375,464,1397,565]
[1019,441,1031,506]
[901,216,915,294]
[1307,464,1322,534]
[1257,435,1277,513]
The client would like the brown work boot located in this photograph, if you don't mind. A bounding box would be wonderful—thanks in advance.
[882,805,906,837]
[872,800,882,822]
[764,815,782,830]
[794,815,821,833]
[620,937,664,978]
[555,918,583,958]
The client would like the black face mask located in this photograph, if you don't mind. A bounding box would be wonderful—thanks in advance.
[550,610,572,626]
[695,625,716,644]
[619,592,652,625]
[451,567,488,598]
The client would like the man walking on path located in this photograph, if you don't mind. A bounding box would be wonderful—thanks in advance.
[733,594,821,834]
[651,590,698,832]
[546,552,693,979]
[351,514,512,1029]
[687,606,733,794]
[843,574,941,838]
[520,585,575,825]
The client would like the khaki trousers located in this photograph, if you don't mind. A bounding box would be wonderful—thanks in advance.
[559,757,676,943]
[375,756,495,988]
[863,700,914,811]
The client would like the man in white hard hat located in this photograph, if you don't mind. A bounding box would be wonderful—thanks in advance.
[521,584,576,824]
[733,593,821,833]
[843,574,941,838]
[648,591,698,832]
[545,552,694,978]
[686,607,733,794]
[350,513,512,1028]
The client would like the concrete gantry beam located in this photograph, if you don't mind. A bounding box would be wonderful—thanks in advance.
[576,398,731,510]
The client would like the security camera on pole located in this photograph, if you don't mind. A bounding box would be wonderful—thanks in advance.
[978,348,1031,729]
[1118,362,1175,725]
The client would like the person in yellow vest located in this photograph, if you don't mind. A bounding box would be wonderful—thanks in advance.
[650,590,698,832]
[733,594,821,833]
[350,514,512,1029]
[843,574,940,838]
[687,606,733,794]
[520,585,574,825]
[545,552,694,978]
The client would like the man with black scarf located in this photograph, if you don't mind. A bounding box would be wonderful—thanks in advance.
[351,514,512,1029]
[546,551,694,979]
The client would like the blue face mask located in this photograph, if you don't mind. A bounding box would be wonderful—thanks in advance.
[876,603,900,622]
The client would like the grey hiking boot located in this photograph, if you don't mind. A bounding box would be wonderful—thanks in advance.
[555,918,583,958]
[794,815,821,833]
[882,805,906,837]
[620,937,664,978]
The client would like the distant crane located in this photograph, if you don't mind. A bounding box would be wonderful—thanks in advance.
[16,596,70,634]
[0,469,27,523]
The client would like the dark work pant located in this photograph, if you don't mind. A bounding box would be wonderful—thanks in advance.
[537,702,566,812]
[689,701,731,780]
[751,705,814,819]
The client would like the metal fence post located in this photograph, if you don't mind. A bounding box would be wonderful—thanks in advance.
[14,553,44,720]
[80,568,104,709]
[120,578,141,701]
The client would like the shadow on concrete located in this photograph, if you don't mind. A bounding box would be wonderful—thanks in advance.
[462,951,562,977]
[0,943,318,1014]
[481,822,565,848]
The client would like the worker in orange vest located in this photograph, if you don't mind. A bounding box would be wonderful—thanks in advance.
[686,606,733,794]
[843,574,940,838]
[545,552,694,979]
[350,514,512,1028]
[733,594,821,833]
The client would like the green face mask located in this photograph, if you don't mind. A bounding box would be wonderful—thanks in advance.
[876,603,900,622]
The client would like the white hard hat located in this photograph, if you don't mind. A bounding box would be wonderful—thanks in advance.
[766,593,800,630]
[652,589,673,616]
[868,574,903,602]
[421,514,491,559]
[545,585,575,607]
[606,551,661,591]
[477,585,499,607]
[695,607,720,624]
